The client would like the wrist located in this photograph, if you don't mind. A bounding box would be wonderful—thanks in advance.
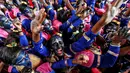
[72,59,76,64]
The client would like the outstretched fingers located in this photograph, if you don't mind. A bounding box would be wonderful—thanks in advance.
[39,8,47,24]
[35,8,46,25]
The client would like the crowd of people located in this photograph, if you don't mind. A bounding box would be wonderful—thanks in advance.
[0,0,130,73]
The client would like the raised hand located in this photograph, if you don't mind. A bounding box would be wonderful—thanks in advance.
[104,0,123,24]
[31,8,47,43]
[13,19,22,32]
[111,26,130,45]
[118,26,130,41]
[31,8,47,34]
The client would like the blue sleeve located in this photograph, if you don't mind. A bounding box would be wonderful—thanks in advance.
[22,19,31,32]
[51,59,76,69]
[67,18,82,33]
[71,30,97,52]
[46,5,55,21]
[19,34,28,47]
[59,22,70,31]
[71,10,76,15]
[58,0,63,6]
[59,14,79,31]
[91,14,101,26]
[92,45,120,68]
[32,33,49,57]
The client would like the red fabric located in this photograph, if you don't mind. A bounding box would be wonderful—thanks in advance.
[91,68,101,73]
[42,32,51,41]
[28,0,34,8]
[9,10,16,19]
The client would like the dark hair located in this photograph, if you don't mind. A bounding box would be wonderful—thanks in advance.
[95,0,102,8]
[19,3,27,12]
[21,67,40,73]
[57,9,71,23]
[0,46,21,65]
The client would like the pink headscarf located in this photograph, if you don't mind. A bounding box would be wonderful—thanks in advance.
[75,50,94,67]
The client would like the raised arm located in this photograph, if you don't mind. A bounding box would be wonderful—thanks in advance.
[31,8,46,43]
[31,9,49,57]
[13,20,28,47]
